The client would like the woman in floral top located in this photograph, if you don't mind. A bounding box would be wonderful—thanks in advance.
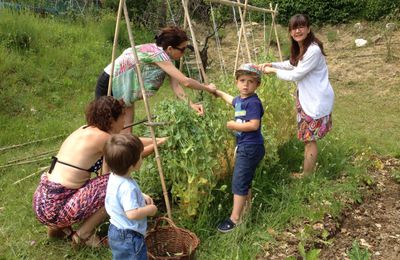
[95,26,217,133]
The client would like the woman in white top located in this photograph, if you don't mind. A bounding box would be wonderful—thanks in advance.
[259,14,334,178]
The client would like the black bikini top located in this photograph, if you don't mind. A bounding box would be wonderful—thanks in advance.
[49,156,103,175]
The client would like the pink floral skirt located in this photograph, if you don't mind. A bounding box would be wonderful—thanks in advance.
[296,97,332,142]
[33,173,109,228]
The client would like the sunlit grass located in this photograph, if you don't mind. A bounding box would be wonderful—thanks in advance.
[0,9,393,259]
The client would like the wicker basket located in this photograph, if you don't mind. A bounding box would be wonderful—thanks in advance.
[146,217,200,260]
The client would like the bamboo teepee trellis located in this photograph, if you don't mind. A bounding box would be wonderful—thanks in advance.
[106,0,282,219]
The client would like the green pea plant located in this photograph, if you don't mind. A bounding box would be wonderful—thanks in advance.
[137,73,295,222]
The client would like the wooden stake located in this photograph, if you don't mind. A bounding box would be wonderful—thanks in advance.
[181,0,208,83]
[272,4,283,61]
[123,1,172,219]
[5,149,58,165]
[13,166,49,185]
[237,0,252,63]
[179,0,188,72]
[266,3,274,57]
[107,0,124,96]
[208,0,274,14]
[0,135,64,152]
[0,157,50,169]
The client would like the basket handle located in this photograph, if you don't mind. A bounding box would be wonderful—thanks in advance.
[153,216,177,230]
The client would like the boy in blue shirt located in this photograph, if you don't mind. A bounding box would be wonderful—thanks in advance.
[215,63,265,232]
[104,134,157,259]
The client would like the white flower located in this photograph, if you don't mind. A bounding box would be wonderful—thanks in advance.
[355,38,367,47]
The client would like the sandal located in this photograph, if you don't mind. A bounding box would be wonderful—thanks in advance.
[47,226,73,240]
[71,232,108,249]
[217,218,237,233]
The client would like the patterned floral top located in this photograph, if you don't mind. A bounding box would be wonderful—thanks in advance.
[104,43,171,106]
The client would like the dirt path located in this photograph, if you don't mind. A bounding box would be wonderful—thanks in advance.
[255,157,400,260]
[319,157,400,259]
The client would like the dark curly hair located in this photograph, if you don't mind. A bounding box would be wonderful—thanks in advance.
[155,26,189,50]
[85,96,125,132]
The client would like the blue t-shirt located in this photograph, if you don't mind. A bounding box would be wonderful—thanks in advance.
[232,94,264,145]
[105,173,147,236]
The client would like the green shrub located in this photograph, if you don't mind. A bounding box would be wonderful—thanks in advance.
[363,0,400,20]
[0,10,40,51]
[135,72,295,221]
[252,0,398,24]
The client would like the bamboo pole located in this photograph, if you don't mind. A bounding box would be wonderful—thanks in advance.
[237,0,252,63]
[0,135,64,152]
[210,2,228,77]
[248,12,258,64]
[13,167,49,185]
[179,0,188,72]
[122,116,156,130]
[122,1,172,219]
[232,6,245,64]
[272,4,283,61]
[233,0,250,75]
[266,3,274,57]
[181,0,208,84]
[5,149,58,165]
[233,19,243,74]
[263,13,267,56]
[0,157,50,169]
[107,0,124,96]
[208,0,275,14]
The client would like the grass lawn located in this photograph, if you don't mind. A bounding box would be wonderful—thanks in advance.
[0,11,399,260]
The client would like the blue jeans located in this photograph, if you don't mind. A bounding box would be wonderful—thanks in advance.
[232,143,265,195]
[108,224,147,260]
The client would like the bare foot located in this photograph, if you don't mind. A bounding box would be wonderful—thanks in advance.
[290,172,309,179]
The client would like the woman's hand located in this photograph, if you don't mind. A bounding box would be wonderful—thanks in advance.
[258,63,272,70]
[190,102,204,116]
[205,83,217,94]
[262,66,277,74]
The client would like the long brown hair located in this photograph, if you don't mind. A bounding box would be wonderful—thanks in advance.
[155,26,189,50]
[288,14,326,66]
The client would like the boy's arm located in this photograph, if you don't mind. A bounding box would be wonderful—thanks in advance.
[125,204,157,220]
[215,90,234,105]
[227,119,260,132]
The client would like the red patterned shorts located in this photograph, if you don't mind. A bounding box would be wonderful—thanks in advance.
[33,173,109,228]
[296,97,332,142]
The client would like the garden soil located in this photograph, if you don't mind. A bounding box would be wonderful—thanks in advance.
[260,157,400,260]
[197,22,400,259]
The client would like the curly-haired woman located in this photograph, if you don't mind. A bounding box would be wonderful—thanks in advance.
[32,96,161,247]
